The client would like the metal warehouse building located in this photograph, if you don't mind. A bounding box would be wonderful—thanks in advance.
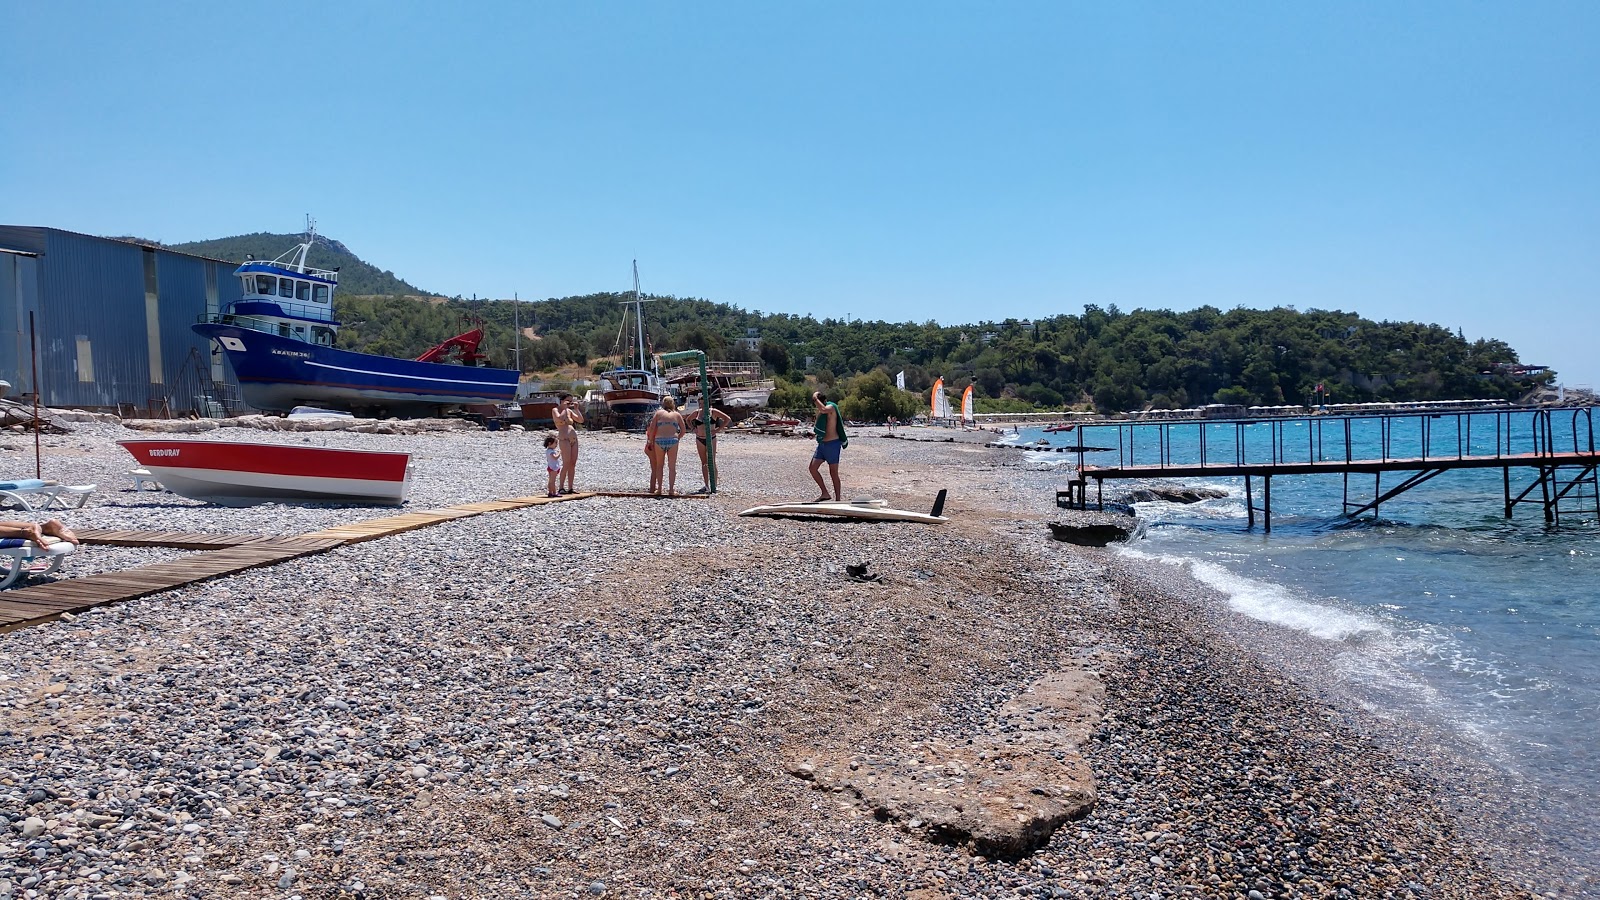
[0,226,246,415]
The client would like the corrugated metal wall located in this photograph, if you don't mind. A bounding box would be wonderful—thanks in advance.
[0,248,41,397]
[0,226,245,414]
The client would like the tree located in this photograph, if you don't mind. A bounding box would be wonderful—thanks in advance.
[839,371,921,422]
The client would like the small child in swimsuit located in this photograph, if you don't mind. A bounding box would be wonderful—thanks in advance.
[544,435,562,498]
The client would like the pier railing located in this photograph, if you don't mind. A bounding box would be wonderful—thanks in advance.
[1079,407,1596,472]
[1062,407,1600,527]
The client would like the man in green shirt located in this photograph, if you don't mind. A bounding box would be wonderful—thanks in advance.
[808,391,848,502]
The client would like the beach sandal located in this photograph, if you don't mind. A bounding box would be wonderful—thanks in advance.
[813,495,832,503]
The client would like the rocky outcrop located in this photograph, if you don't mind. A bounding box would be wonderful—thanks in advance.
[789,670,1101,859]
[121,415,483,435]
[1120,485,1229,504]
[1047,521,1135,546]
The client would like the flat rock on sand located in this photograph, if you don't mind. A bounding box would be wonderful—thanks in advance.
[790,670,1101,858]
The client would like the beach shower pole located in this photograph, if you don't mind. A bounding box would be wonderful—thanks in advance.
[659,350,715,494]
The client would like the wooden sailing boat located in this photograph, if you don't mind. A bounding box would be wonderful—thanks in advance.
[601,261,665,430]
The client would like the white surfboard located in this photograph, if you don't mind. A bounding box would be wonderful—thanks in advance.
[738,497,947,524]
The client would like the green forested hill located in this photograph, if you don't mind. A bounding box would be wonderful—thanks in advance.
[165,233,430,297]
[149,232,1547,414]
[451,294,1543,414]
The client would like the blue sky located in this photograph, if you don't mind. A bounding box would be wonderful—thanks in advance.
[6,1,1598,386]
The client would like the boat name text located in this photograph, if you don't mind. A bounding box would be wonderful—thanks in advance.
[148,449,181,457]
[271,349,313,359]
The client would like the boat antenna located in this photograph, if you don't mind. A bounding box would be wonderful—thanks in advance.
[291,214,318,274]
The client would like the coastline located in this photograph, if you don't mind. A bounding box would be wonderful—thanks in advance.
[0,420,1550,897]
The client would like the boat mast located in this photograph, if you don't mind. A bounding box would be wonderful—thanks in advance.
[513,291,521,373]
[633,260,647,371]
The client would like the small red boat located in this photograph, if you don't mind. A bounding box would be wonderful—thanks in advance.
[1043,423,1077,433]
[119,440,412,505]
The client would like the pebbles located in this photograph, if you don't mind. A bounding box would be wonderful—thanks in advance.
[0,420,1550,897]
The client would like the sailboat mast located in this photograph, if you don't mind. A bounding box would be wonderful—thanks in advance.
[633,260,646,371]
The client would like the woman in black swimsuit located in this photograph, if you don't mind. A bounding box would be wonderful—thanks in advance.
[684,404,732,493]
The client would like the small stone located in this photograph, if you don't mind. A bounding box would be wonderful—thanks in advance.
[412,765,430,779]
[541,814,564,829]
[279,867,297,890]
[587,882,606,896]
[17,817,46,839]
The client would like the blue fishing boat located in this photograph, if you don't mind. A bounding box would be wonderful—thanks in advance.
[192,228,519,416]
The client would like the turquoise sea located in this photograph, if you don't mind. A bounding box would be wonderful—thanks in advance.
[1013,410,1600,885]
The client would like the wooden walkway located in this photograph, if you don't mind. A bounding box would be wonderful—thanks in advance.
[0,490,703,632]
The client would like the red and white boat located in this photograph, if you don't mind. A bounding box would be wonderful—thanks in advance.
[119,440,412,505]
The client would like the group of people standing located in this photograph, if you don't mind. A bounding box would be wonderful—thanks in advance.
[644,396,732,495]
[538,389,846,500]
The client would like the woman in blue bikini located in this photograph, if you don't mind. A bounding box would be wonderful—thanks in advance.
[645,396,688,496]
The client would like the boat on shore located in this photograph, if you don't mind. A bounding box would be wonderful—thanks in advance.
[119,439,412,505]
[192,226,519,416]
[602,262,664,430]
[663,361,775,423]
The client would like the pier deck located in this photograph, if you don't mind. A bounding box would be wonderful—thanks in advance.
[1061,407,1599,530]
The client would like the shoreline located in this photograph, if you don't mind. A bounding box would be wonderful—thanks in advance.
[0,420,1556,897]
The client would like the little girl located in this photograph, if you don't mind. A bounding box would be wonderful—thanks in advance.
[544,435,562,497]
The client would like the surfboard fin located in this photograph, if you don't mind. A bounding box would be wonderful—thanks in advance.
[930,489,948,518]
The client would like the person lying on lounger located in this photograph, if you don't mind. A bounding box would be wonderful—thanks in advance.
[0,519,79,547]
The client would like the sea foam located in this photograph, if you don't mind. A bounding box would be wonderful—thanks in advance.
[1118,546,1385,643]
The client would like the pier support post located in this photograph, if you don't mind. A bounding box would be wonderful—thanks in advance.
[1244,476,1255,528]
[1263,475,1272,533]
[1504,467,1512,518]
[1542,466,1555,524]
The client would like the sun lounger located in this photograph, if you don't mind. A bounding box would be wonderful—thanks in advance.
[0,537,75,589]
[0,479,97,511]
[127,468,164,491]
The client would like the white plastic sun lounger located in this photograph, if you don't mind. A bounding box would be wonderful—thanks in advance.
[0,479,97,511]
[0,537,75,589]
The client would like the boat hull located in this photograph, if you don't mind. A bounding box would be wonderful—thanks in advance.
[604,389,662,430]
[119,440,411,505]
[194,322,519,415]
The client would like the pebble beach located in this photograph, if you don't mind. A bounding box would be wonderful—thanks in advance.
[0,419,1551,899]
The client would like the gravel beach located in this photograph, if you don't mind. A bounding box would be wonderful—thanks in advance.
[0,419,1550,898]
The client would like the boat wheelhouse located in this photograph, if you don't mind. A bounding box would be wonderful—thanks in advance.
[227,242,342,348]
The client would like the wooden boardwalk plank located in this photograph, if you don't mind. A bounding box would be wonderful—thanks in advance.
[4,489,710,630]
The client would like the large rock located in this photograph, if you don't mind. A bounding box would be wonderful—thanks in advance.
[121,415,485,435]
[1047,520,1135,546]
[790,670,1101,858]
[1121,485,1228,504]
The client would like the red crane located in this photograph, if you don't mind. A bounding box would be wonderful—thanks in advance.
[415,319,491,366]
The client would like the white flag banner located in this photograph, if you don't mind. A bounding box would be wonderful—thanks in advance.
[896,370,906,390]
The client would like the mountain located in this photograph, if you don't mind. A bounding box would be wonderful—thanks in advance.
[164,232,431,297]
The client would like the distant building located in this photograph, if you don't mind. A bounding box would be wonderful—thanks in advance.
[0,226,246,415]
[735,327,760,353]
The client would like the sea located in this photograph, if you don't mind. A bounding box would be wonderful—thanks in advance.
[1010,409,1599,889]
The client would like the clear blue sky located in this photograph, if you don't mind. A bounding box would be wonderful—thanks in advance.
[6,1,1598,387]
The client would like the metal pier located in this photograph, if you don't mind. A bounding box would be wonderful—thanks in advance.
[1062,407,1599,531]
